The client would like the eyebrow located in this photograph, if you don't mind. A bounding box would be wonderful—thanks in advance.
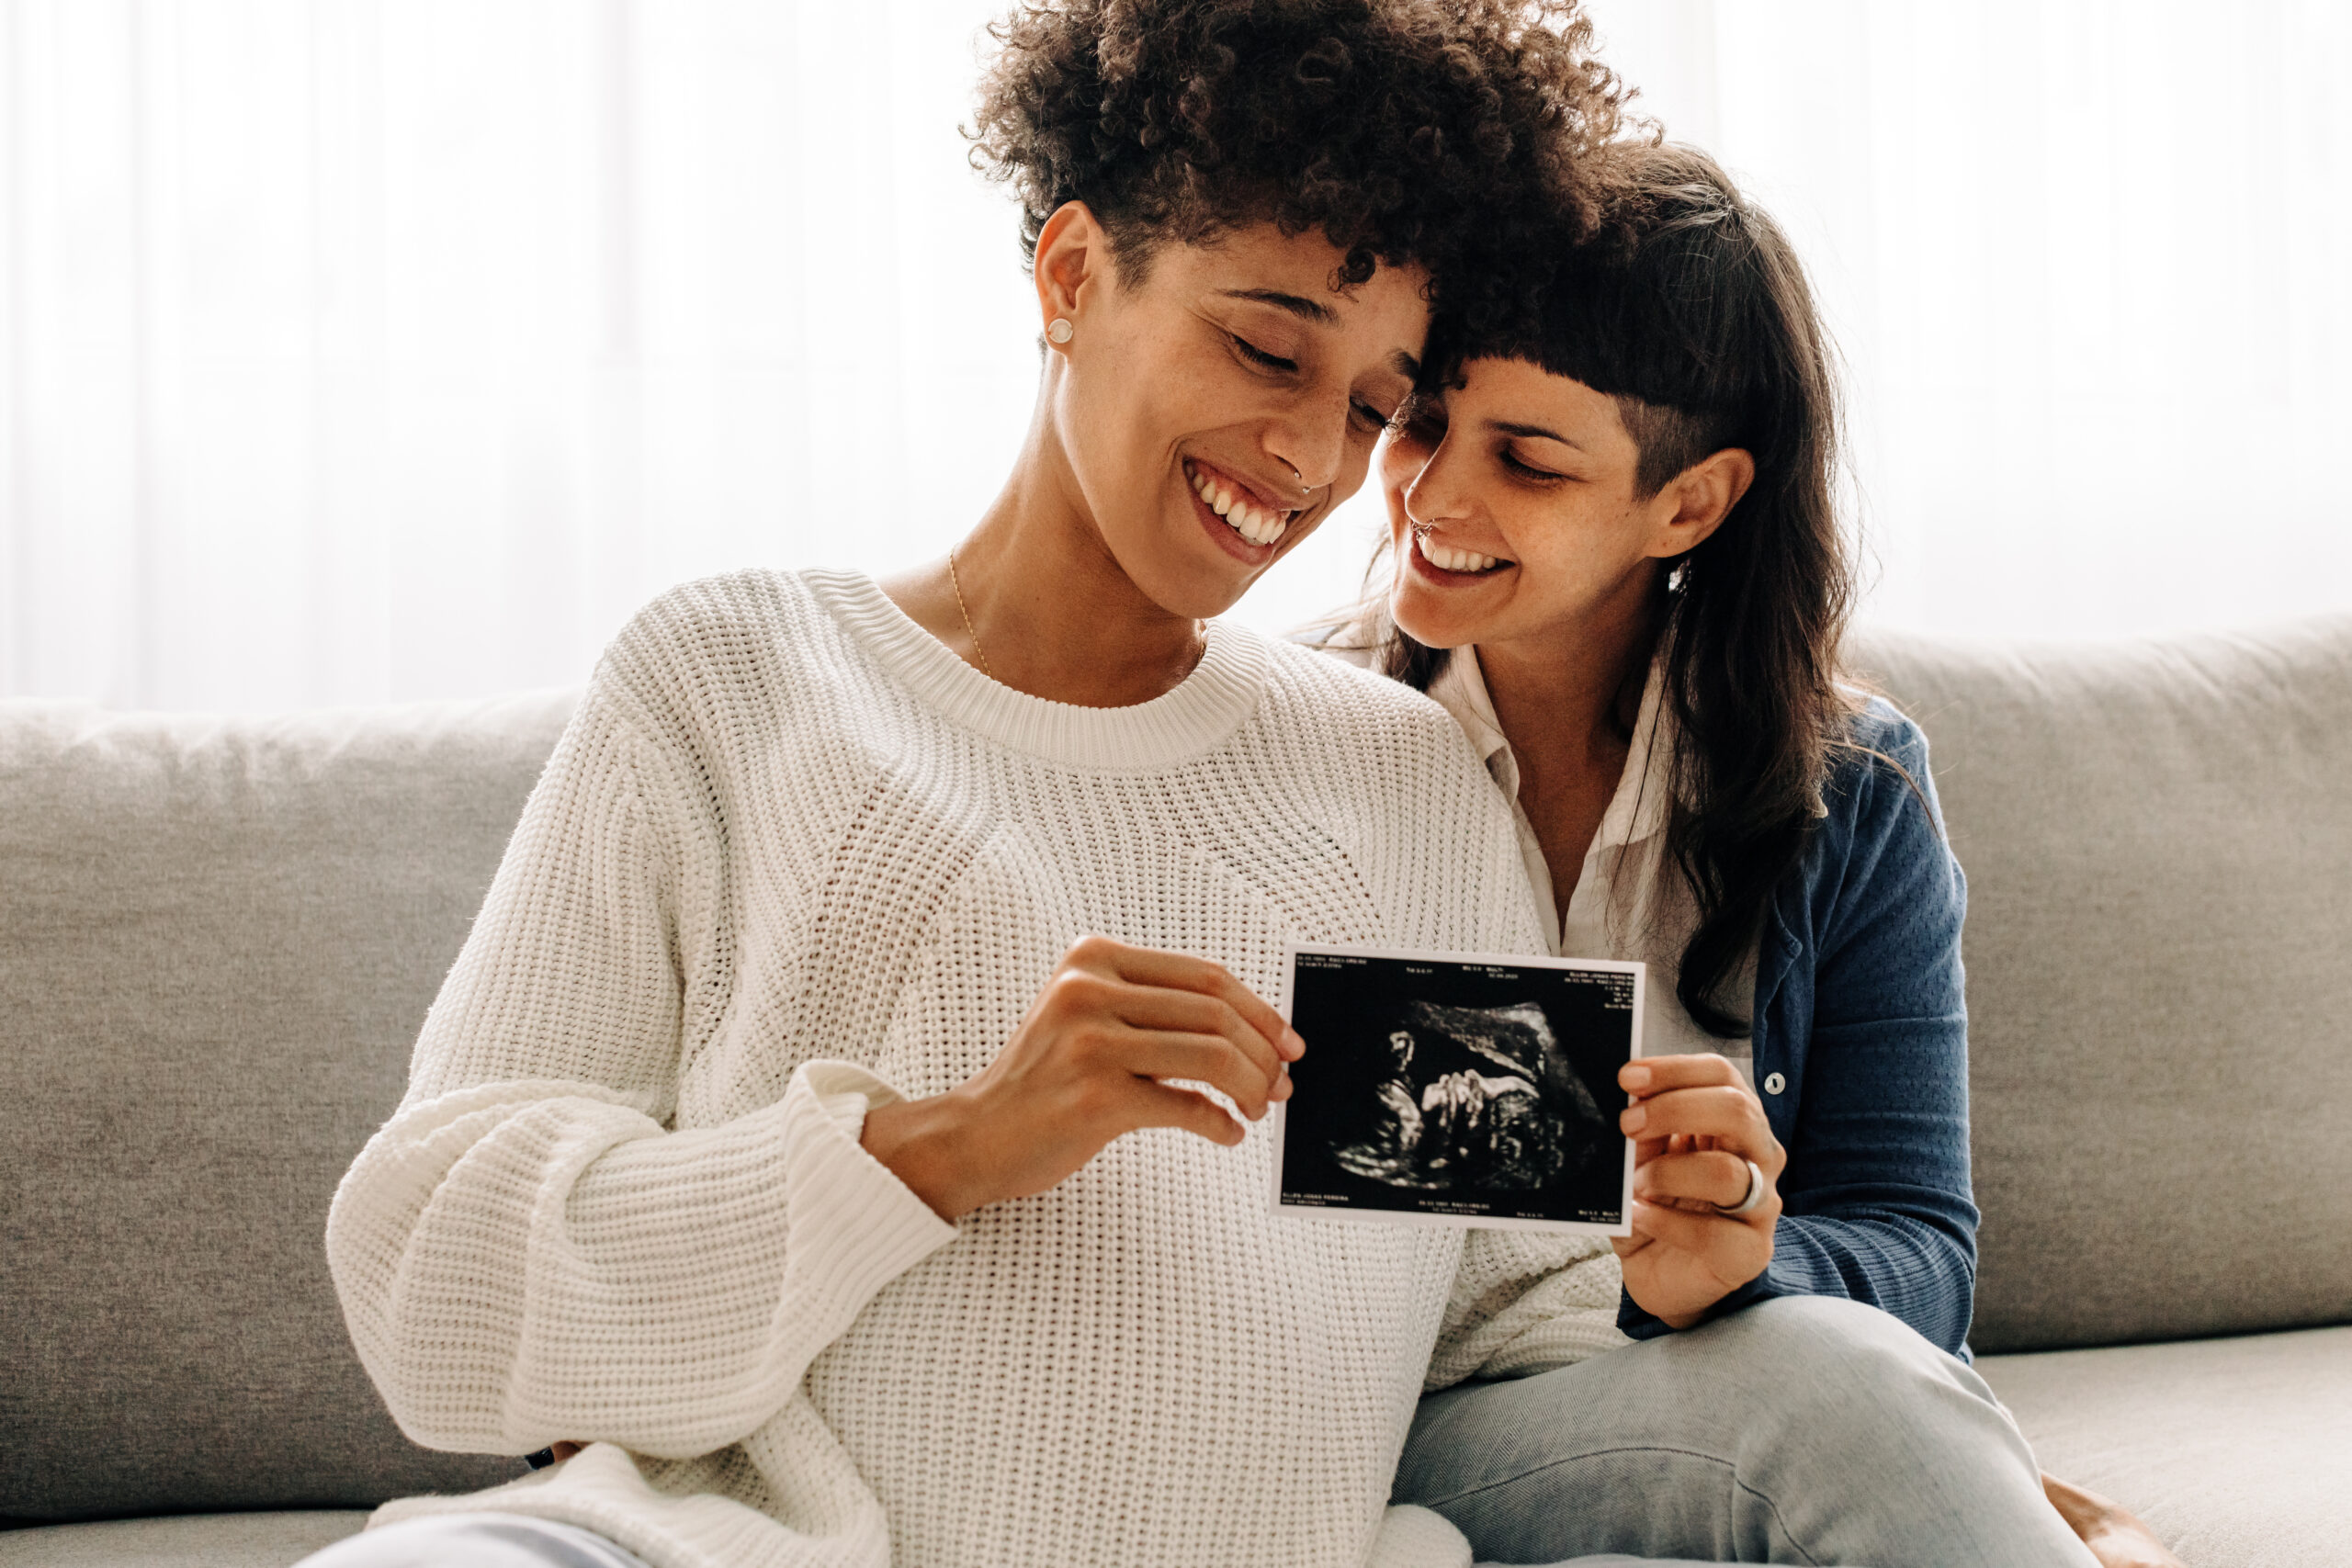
[1216,288,1420,381]
[1487,419,1583,449]
[1219,288,1337,325]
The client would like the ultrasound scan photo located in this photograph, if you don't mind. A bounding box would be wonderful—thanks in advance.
[1274,945,1642,1233]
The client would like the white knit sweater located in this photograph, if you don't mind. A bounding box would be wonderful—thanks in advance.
[329,569,1620,1568]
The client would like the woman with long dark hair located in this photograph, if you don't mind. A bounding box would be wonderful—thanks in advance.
[1331,142,2176,1567]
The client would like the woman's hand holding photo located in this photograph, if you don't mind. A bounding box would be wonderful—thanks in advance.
[1612,1055,1787,1328]
[860,935,1303,1222]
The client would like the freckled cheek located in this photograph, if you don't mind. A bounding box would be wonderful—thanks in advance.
[1508,536,1625,618]
[1317,437,1374,512]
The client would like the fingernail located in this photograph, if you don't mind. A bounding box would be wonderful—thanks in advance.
[1622,1063,1651,1091]
[1283,1028,1306,1058]
[1622,1104,1646,1134]
[1272,1076,1293,1100]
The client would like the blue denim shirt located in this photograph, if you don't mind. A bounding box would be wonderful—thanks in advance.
[1616,698,1981,1357]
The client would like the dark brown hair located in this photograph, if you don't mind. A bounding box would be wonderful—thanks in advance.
[1382,143,1859,1036]
[967,0,1629,326]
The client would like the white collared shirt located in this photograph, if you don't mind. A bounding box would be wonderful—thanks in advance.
[1426,646,1754,1074]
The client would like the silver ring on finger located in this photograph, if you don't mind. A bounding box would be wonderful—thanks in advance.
[1717,1157,1766,1216]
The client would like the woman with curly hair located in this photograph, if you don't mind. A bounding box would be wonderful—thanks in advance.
[308,6,1652,1568]
[1324,143,2177,1567]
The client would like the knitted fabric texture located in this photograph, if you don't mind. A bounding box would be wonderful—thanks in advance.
[328,569,1593,1568]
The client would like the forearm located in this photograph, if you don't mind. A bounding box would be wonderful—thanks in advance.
[330,1063,956,1457]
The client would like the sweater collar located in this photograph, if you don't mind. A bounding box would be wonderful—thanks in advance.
[802,570,1271,772]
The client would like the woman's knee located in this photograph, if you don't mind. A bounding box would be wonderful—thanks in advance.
[1398,1298,1978,1507]
[1687,1295,2029,1469]
[1401,1299,2082,1566]
[1693,1294,1961,1393]
[1700,1290,1937,1357]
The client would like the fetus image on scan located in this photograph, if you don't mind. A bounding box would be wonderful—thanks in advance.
[1329,1000,1611,1191]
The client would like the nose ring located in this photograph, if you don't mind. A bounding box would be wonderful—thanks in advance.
[1283,458,1308,493]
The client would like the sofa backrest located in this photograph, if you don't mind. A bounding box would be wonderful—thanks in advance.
[6,618,2348,1524]
[0,694,572,1523]
[1857,617,2352,1352]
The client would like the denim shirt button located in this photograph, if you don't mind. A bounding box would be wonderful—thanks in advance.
[1762,1071,1787,1095]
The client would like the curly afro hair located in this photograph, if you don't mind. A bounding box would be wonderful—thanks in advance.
[967,0,1629,331]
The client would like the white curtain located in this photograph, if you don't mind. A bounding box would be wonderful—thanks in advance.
[1,0,1046,708]
[4,2,2347,710]
[1583,0,2352,641]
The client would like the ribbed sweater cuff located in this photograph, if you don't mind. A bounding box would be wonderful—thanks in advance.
[780,1060,960,1330]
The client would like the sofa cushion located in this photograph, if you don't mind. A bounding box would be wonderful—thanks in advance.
[0,694,575,1521]
[1856,619,2352,1352]
[0,1510,369,1568]
[1980,1325,2352,1568]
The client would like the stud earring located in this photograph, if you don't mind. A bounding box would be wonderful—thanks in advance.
[1046,317,1074,344]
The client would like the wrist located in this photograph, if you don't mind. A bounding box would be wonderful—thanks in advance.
[1626,1267,1766,1332]
[861,1092,988,1221]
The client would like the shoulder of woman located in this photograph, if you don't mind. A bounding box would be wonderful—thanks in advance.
[1818,692,1948,852]
[1829,690,1931,778]
[1259,637,1492,784]
[1308,637,1378,671]
[1265,632,1436,718]
[1286,607,1383,670]
[605,569,816,670]
[588,569,835,742]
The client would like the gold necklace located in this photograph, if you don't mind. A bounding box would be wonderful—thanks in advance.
[947,544,994,680]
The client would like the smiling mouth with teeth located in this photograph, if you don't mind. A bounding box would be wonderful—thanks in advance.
[1414,528,1510,575]
[1186,459,1295,547]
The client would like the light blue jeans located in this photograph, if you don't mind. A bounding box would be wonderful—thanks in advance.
[299,1297,2094,1567]
[1396,1294,2099,1566]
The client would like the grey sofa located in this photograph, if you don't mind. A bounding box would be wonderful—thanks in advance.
[5,621,2347,1568]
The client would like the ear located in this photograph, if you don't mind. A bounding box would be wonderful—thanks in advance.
[1033,201,1110,354]
[1643,447,1756,559]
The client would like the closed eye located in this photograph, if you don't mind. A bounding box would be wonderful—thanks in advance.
[1231,334,1298,374]
[1501,450,1566,483]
